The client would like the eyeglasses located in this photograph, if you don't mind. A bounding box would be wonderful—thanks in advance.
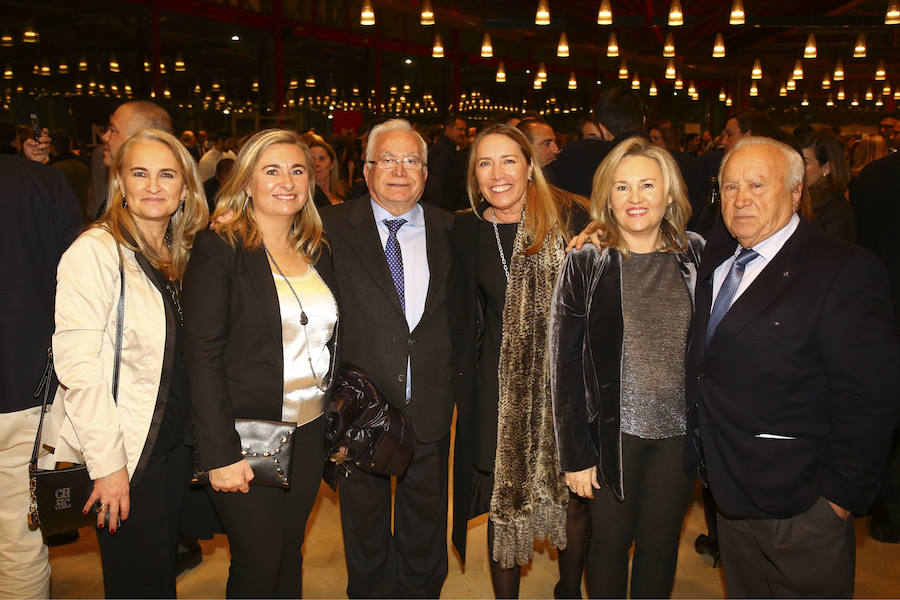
[367,156,425,171]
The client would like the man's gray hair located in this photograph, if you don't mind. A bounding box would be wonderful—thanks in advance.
[719,136,803,191]
[365,119,428,164]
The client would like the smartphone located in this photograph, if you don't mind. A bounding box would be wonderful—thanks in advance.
[29,113,41,140]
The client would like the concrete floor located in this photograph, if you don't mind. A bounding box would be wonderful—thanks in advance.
[48,479,900,598]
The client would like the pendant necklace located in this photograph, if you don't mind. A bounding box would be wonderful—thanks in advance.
[263,243,331,392]
[490,199,525,282]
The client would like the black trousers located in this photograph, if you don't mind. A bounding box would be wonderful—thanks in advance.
[96,443,191,599]
[337,434,450,599]
[585,434,695,599]
[209,415,326,598]
[717,496,855,598]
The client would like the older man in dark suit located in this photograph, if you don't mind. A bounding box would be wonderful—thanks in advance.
[320,119,454,598]
[687,136,900,597]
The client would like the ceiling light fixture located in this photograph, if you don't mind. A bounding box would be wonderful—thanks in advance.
[668,0,683,26]
[535,0,550,25]
[674,74,684,89]
[537,61,548,82]
[496,62,506,83]
[749,81,758,96]
[664,33,675,57]
[420,0,435,25]
[360,0,375,26]
[779,85,787,97]
[22,22,38,43]
[481,33,493,57]
[822,74,831,89]
[793,59,803,80]
[713,33,725,58]
[568,73,577,89]
[730,0,745,24]
[665,59,676,79]
[876,59,887,80]
[432,33,444,58]
[751,58,762,79]
[607,32,619,57]
[888,0,900,24]
[618,59,628,79]
[649,80,658,96]
[853,34,866,58]
[632,73,640,89]
[786,78,796,90]
[597,0,613,25]
[804,33,817,58]
[557,32,570,57]
[833,60,845,81]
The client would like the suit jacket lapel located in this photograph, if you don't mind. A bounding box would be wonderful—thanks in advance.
[346,198,405,315]
[421,203,451,323]
[707,221,808,350]
[244,246,283,345]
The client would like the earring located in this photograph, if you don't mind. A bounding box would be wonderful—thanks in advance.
[243,193,251,210]
[121,194,127,208]
[180,198,186,212]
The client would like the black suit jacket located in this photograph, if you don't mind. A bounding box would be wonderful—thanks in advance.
[320,197,455,444]
[183,229,340,470]
[421,134,468,213]
[686,218,900,519]
[1,155,82,413]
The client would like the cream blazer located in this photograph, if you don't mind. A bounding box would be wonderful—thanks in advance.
[42,228,167,481]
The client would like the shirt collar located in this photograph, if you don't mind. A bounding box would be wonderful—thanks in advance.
[370,198,425,227]
[739,212,800,262]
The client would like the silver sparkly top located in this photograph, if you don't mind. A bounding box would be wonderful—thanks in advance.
[620,251,690,439]
[274,267,337,426]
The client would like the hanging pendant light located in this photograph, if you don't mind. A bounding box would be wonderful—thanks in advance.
[597,0,613,25]
[749,81,758,96]
[793,59,804,80]
[751,58,762,79]
[22,22,38,43]
[712,33,725,58]
[618,59,629,79]
[533,77,542,90]
[875,59,887,80]
[837,85,846,100]
[58,59,69,74]
[801,94,809,106]
[804,33,817,58]
[786,78,796,91]
[607,32,619,57]
[557,32,570,58]
[826,95,834,106]
[883,82,892,96]
[665,59,676,79]
[853,34,867,58]
[718,87,727,101]
[729,0,745,24]
[674,74,684,89]
[888,0,900,24]
[420,0,435,25]
[663,33,675,58]
[866,86,874,101]
[568,73,577,90]
[432,33,444,58]
[108,55,120,73]
[631,73,641,90]
[649,80,658,96]
[688,81,696,94]
[779,85,787,97]
[725,95,733,107]
[360,0,375,26]
[668,0,683,26]
[822,74,831,89]
[535,0,550,25]
[833,60,845,81]
[174,55,186,72]
[537,61,548,82]
[1,31,13,47]
[496,62,506,83]
[481,33,493,58]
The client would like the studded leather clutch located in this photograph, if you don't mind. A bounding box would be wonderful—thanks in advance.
[193,419,297,489]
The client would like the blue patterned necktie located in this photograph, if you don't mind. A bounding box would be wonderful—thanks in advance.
[384,218,407,313]
[706,248,759,344]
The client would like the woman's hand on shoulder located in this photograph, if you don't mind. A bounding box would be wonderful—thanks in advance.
[564,466,601,499]
[84,466,130,534]
[566,221,605,252]
[209,458,254,493]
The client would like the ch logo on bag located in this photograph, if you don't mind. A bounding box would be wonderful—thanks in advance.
[54,487,73,510]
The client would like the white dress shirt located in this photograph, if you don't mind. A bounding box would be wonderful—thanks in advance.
[711,213,800,311]
[370,199,430,401]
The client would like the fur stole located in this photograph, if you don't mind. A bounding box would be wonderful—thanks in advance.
[490,225,570,569]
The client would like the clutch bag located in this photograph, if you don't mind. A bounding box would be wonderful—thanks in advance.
[193,418,297,489]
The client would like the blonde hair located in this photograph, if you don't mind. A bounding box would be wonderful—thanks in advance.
[590,136,691,256]
[308,139,347,201]
[97,128,208,281]
[212,129,325,262]
[466,123,588,255]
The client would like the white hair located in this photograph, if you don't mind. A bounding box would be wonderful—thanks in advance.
[365,119,428,163]
[719,136,804,191]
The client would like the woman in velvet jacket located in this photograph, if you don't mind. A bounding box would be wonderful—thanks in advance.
[550,137,703,599]
[183,129,339,598]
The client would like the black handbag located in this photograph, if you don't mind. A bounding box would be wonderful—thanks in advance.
[325,364,415,477]
[192,419,297,489]
[27,244,126,537]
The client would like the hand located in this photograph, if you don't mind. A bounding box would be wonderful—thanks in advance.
[329,446,349,463]
[565,466,601,499]
[827,499,852,520]
[209,208,235,230]
[566,221,604,252]
[208,459,254,493]
[83,467,130,534]
[22,129,51,163]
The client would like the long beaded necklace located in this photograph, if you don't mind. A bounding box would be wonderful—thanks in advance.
[489,197,526,282]
[263,243,332,392]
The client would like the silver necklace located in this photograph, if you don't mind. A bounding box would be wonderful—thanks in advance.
[490,204,524,281]
[263,244,330,392]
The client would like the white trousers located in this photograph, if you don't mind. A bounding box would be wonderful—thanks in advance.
[0,406,50,599]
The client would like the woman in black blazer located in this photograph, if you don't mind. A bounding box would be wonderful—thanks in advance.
[183,129,339,598]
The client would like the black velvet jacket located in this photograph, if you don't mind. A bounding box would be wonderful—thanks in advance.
[549,233,704,501]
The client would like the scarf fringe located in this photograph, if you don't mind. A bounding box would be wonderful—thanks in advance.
[490,499,569,568]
